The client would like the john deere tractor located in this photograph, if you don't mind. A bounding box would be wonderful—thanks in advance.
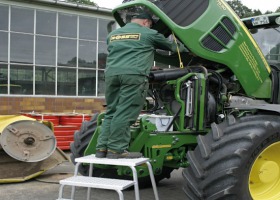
[70,0,280,199]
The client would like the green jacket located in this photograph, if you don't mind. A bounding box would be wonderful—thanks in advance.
[105,22,186,77]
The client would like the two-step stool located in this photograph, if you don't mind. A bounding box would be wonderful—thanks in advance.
[57,155,159,200]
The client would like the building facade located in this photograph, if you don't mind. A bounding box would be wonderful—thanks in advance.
[0,0,115,114]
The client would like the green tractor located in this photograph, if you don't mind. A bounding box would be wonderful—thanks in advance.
[70,0,280,199]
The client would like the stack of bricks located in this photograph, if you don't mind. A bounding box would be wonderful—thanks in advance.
[0,97,105,115]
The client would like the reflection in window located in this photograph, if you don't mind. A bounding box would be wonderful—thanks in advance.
[0,64,8,94]
[58,38,77,67]
[79,40,96,68]
[252,27,280,62]
[79,16,97,40]
[99,19,115,41]
[78,69,96,96]
[11,6,34,33]
[10,33,33,64]
[98,42,107,69]
[10,65,33,95]
[36,10,56,36]
[35,66,55,95]
[36,36,56,65]
[98,70,105,95]
[0,5,8,31]
[0,32,8,62]
[57,68,76,95]
[58,13,77,38]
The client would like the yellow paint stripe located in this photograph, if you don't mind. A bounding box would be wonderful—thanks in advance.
[152,144,172,149]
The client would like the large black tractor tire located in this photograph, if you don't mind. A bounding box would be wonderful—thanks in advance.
[183,115,280,200]
[70,113,173,186]
[70,113,99,176]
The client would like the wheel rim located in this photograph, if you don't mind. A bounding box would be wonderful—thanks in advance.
[249,141,280,200]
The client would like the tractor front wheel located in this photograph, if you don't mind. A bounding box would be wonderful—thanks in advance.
[183,115,280,200]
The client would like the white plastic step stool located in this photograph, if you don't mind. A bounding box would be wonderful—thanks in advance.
[57,155,159,200]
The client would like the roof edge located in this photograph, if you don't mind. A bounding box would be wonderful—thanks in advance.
[13,0,113,14]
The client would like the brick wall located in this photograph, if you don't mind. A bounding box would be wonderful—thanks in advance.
[0,97,106,115]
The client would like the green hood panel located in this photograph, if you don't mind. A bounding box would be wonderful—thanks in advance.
[113,0,272,98]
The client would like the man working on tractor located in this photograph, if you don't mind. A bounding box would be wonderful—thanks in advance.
[96,11,187,159]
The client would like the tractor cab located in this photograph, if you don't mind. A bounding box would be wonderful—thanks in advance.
[242,13,280,68]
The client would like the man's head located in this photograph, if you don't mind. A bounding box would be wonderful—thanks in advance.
[131,12,153,28]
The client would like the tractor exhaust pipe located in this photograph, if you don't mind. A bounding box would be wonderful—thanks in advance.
[149,68,190,82]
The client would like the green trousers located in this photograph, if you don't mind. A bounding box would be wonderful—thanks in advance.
[96,74,149,153]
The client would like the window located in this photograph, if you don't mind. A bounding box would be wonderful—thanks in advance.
[98,42,107,69]
[1,2,114,97]
[36,10,56,36]
[0,32,8,62]
[79,40,96,68]
[0,5,8,31]
[36,36,56,65]
[10,65,33,95]
[97,70,105,96]
[58,38,77,67]
[79,16,97,40]
[10,33,33,64]
[58,13,77,38]
[35,66,55,95]
[0,64,8,94]
[99,19,115,41]
[57,68,76,95]
[11,6,34,33]
[78,69,96,96]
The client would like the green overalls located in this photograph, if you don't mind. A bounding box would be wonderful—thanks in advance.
[96,22,186,153]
